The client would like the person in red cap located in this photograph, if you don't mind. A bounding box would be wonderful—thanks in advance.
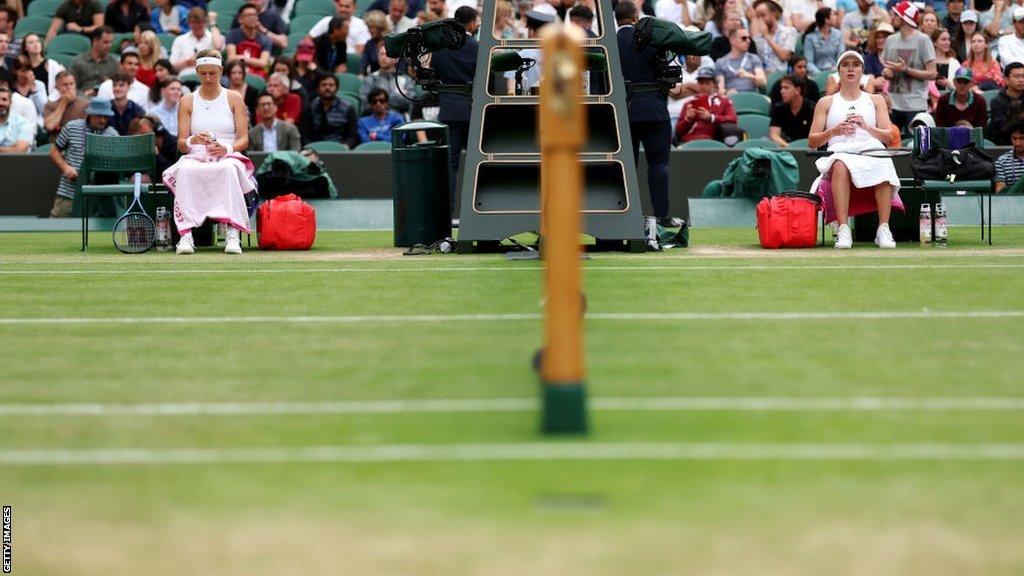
[881,0,937,129]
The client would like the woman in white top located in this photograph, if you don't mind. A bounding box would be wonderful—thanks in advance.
[163,49,253,255]
[21,33,64,102]
[808,50,901,249]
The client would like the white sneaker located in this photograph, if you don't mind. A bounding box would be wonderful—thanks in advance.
[224,227,242,254]
[875,223,896,249]
[176,232,195,255]
[834,223,852,249]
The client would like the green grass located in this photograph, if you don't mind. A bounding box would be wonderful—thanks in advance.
[1,229,1024,575]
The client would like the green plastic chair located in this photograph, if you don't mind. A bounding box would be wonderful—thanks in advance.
[734,137,780,149]
[216,10,237,31]
[786,138,809,149]
[179,73,200,89]
[49,52,75,69]
[112,32,136,54]
[982,88,1001,104]
[338,92,362,115]
[765,70,784,96]
[335,71,363,96]
[737,113,771,139]
[679,139,729,150]
[28,0,63,17]
[813,70,832,93]
[207,0,245,19]
[293,0,336,17]
[157,33,176,53]
[16,16,52,38]
[287,32,307,52]
[74,133,158,247]
[289,14,325,36]
[306,140,350,152]
[34,143,53,154]
[346,52,363,75]
[245,74,267,92]
[47,33,90,56]
[729,92,771,116]
[354,140,392,151]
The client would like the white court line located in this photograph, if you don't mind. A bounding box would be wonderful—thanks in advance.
[1,397,1023,416]
[2,263,1024,274]
[2,442,1023,465]
[1,310,1023,325]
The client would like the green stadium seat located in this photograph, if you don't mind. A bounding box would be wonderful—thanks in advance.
[982,88,1001,104]
[47,33,90,56]
[49,52,74,68]
[765,70,784,95]
[293,0,336,17]
[335,71,362,96]
[339,92,361,115]
[27,0,63,17]
[179,73,200,89]
[157,33,176,53]
[306,140,350,152]
[208,0,245,17]
[734,137,779,149]
[984,139,997,148]
[813,69,832,93]
[287,32,307,52]
[112,32,135,53]
[346,52,363,75]
[34,143,53,154]
[216,10,237,31]
[737,113,771,139]
[289,14,325,36]
[245,74,267,92]
[16,16,53,38]
[729,92,770,116]
[354,141,392,151]
[678,139,729,150]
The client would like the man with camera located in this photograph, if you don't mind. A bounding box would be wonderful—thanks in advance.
[616,2,679,227]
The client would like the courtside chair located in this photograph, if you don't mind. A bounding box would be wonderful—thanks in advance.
[27,0,63,17]
[679,139,729,150]
[47,33,90,56]
[293,0,336,17]
[737,113,771,139]
[729,92,771,116]
[306,140,350,152]
[288,14,324,36]
[335,71,363,96]
[17,16,53,38]
[355,141,392,151]
[734,137,780,149]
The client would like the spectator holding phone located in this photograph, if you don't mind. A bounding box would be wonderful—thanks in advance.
[676,66,741,144]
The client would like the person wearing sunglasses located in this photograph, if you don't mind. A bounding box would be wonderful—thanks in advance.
[357,88,404,144]
[715,26,767,95]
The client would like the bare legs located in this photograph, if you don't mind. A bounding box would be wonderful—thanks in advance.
[830,161,850,225]
[874,183,893,225]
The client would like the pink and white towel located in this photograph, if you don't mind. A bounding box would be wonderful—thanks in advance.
[163,148,257,234]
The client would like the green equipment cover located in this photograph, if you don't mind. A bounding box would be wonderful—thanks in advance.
[701,148,800,200]
[254,151,339,199]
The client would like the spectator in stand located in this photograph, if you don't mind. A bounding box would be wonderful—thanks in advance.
[21,34,64,100]
[271,56,309,112]
[920,8,939,36]
[0,5,19,59]
[669,52,714,126]
[135,30,162,87]
[0,0,20,20]
[42,71,88,138]
[133,21,169,58]
[293,38,319,95]
[716,27,767,95]
[128,114,172,175]
[930,27,960,96]
[360,43,415,114]
[176,0,207,12]
[676,67,740,143]
[769,75,815,146]
[171,7,225,77]
[425,0,445,19]
[151,0,187,35]
[226,3,271,77]
[104,0,148,33]
[943,0,964,36]
[69,26,118,96]
[229,0,287,52]
[998,6,1024,67]
[309,73,358,147]
[655,0,704,28]
[750,0,796,74]
[804,8,844,74]
[4,78,38,125]
[308,0,370,55]
[964,31,1005,90]
[96,49,149,106]
[783,0,820,31]
[706,0,745,37]
[249,91,301,151]
[994,121,1024,192]
[981,0,1017,42]
[863,21,892,89]
[842,0,889,49]
[0,85,32,152]
[313,16,351,73]
[265,72,300,123]
[149,58,185,107]
[10,54,46,120]
[358,87,403,143]
[360,10,387,75]
[933,66,988,127]
[107,71,144,133]
[45,0,105,46]
[952,9,977,60]
[147,75,180,136]
[881,1,936,129]
[0,31,11,87]
[988,61,1024,143]
[48,97,118,217]
[709,10,756,60]
[224,58,258,122]
[387,0,416,33]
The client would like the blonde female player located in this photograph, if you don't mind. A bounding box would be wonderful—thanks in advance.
[807,50,903,249]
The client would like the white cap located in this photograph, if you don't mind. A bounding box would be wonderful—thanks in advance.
[910,112,935,128]
[1013,5,1024,21]
[837,50,865,65]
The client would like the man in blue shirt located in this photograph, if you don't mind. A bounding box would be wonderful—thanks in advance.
[358,88,404,143]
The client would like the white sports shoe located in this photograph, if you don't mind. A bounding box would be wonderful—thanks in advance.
[875,223,896,249]
[176,232,195,255]
[224,227,242,254]
[834,223,852,249]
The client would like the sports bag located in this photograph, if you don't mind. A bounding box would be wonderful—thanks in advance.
[257,193,316,250]
[757,191,821,249]
[911,144,995,183]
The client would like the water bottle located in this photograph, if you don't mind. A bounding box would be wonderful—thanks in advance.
[644,216,660,250]
[155,206,171,251]
[919,203,932,245]
[935,202,948,247]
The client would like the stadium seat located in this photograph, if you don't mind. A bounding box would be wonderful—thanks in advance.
[289,14,324,36]
[34,143,52,154]
[335,72,362,96]
[679,139,729,150]
[339,92,362,115]
[737,113,770,139]
[734,137,779,149]
[157,33,176,53]
[112,32,135,53]
[786,138,809,149]
[216,10,236,31]
[15,16,52,38]
[984,139,997,148]
[27,0,63,17]
[245,74,267,92]
[207,0,245,18]
[729,92,770,116]
[983,88,1001,104]
[765,70,784,95]
[293,0,336,17]
[306,140,350,152]
[346,52,363,75]
[813,70,831,93]
[47,33,90,56]
[179,73,200,89]
[49,52,74,68]
[355,141,392,151]
[287,32,307,52]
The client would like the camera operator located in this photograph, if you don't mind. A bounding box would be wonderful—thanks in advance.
[429,6,478,203]
[616,3,680,227]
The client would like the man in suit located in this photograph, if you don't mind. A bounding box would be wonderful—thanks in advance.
[616,2,679,227]
[428,6,478,204]
[250,93,302,152]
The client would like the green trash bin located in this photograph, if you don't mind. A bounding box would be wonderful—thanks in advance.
[391,121,452,248]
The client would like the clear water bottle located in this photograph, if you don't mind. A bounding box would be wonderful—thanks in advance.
[919,203,932,245]
[935,202,948,247]
[155,206,171,251]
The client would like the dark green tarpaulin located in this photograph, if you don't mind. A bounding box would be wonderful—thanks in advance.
[701,148,800,200]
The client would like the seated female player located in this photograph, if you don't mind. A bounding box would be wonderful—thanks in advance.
[162,49,254,254]
[807,50,904,249]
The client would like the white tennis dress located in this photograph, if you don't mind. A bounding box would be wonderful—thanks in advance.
[813,90,900,193]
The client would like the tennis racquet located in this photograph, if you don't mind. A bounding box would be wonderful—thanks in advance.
[806,148,912,158]
[112,173,155,254]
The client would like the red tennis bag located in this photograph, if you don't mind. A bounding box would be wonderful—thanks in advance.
[756,191,821,249]
[257,193,316,250]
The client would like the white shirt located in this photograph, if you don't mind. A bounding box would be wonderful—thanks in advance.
[655,0,700,26]
[998,33,1024,67]
[170,30,216,77]
[10,92,39,128]
[148,100,179,136]
[446,0,477,17]
[261,119,279,152]
[390,15,416,33]
[784,0,835,26]
[96,79,151,109]
[309,15,370,53]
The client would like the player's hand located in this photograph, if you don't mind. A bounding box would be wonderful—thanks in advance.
[206,141,227,157]
[847,114,866,128]
[62,167,78,180]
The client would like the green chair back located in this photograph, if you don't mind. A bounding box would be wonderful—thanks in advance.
[28,0,63,17]
[729,92,771,116]
[346,52,364,75]
[287,32,308,52]
[50,52,75,69]
[34,143,53,154]
[679,139,729,150]
[355,140,392,151]
[246,74,267,92]
[207,0,245,19]
[157,33,176,53]
[737,113,771,139]
[734,137,780,149]
[15,16,52,38]
[289,14,325,36]
[338,92,362,115]
[47,33,90,56]
[306,140,350,152]
[73,133,157,217]
[813,69,832,93]
[293,0,336,17]
[179,73,200,89]
[335,71,363,96]
[982,88,1001,104]
[765,70,784,96]
[112,32,136,53]
[216,10,237,30]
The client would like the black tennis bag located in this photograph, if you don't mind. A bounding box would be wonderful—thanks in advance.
[911,144,995,182]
